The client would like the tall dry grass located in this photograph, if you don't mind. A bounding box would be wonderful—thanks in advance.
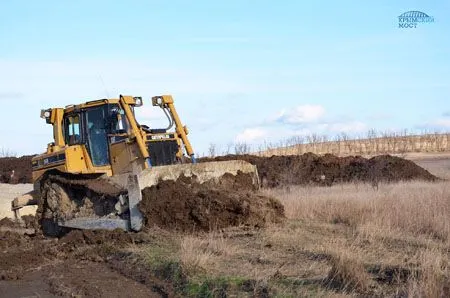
[406,248,449,297]
[264,181,450,296]
[326,249,372,293]
[264,181,450,243]
[180,232,239,275]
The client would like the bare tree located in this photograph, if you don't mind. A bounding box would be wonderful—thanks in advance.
[366,129,377,154]
[398,129,409,154]
[234,143,251,155]
[0,147,17,158]
[208,143,217,158]
[340,133,352,155]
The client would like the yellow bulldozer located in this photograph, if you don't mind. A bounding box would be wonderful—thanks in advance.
[12,95,259,235]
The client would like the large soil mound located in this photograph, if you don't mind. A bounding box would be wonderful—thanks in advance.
[0,155,33,184]
[139,172,285,232]
[201,153,437,187]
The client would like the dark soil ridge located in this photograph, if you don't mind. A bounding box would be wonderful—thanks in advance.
[1,153,437,188]
[0,155,33,184]
[201,153,438,188]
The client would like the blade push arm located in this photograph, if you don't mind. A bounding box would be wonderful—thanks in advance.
[119,95,152,168]
[152,95,196,163]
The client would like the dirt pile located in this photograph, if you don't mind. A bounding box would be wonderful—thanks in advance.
[0,217,19,228]
[201,153,437,187]
[0,155,33,184]
[139,172,285,232]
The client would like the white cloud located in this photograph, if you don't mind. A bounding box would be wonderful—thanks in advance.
[234,120,368,145]
[419,118,450,130]
[235,128,268,143]
[431,119,450,128]
[276,105,325,124]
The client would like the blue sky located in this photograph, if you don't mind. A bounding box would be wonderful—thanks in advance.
[0,1,449,156]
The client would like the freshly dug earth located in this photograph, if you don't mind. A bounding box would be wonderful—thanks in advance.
[0,155,33,184]
[0,226,172,297]
[201,153,438,187]
[0,215,37,234]
[139,172,285,232]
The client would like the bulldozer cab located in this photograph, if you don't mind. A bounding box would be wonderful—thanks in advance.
[63,104,123,167]
[71,97,190,171]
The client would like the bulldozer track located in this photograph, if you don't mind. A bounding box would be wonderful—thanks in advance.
[37,173,129,236]
[46,173,125,197]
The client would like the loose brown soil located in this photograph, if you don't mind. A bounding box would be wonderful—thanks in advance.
[0,217,18,228]
[201,153,438,187]
[139,172,285,232]
[0,226,173,297]
[0,155,33,184]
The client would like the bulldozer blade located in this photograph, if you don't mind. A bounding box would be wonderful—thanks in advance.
[59,217,130,230]
[111,160,260,190]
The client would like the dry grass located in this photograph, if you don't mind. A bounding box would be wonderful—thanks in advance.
[264,181,450,243]
[180,231,239,275]
[133,180,449,296]
[326,250,372,292]
[180,236,215,275]
[406,248,450,297]
[262,181,450,296]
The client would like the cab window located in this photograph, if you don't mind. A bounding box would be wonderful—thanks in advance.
[110,105,129,134]
[64,114,81,145]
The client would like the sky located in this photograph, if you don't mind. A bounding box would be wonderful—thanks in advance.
[0,1,449,156]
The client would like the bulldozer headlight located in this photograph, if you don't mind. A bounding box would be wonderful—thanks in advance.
[40,109,51,119]
[152,96,163,107]
[133,97,143,107]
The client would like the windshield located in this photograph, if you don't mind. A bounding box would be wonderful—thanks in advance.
[85,105,109,166]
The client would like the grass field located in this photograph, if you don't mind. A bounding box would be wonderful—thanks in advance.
[126,177,449,296]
